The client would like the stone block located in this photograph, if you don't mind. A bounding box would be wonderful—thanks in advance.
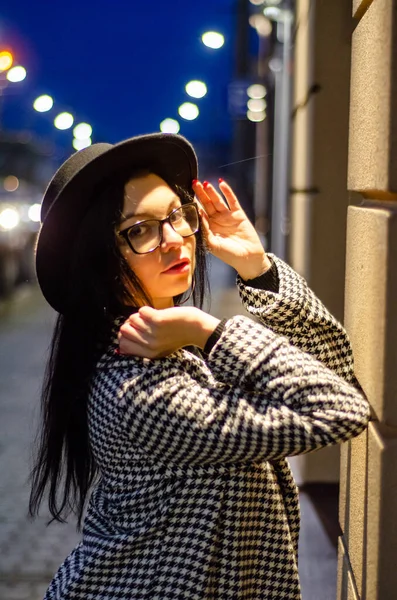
[337,537,360,600]
[348,0,397,193]
[339,422,397,599]
[338,429,368,595]
[365,421,397,600]
[345,204,397,426]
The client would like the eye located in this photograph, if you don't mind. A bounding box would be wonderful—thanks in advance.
[128,223,150,238]
[170,208,184,223]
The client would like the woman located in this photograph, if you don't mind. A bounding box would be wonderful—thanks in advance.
[30,133,370,599]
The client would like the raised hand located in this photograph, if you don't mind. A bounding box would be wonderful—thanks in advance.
[192,179,271,281]
[118,306,220,359]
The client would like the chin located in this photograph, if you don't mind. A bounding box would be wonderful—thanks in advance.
[155,280,191,302]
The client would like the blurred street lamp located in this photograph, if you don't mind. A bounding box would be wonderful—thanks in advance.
[201,32,225,49]
[33,95,54,112]
[28,204,41,222]
[178,102,199,121]
[263,5,292,22]
[54,112,74,130]
[73,122,92,140]
[3,175,19,192]
[247,110,266,122]
[185,80,207,99]
[247,98,267,112]
[0,207,19,230]
[249,14,272,37]
[247,83,267,99]
[73,137,91,150]
[6,66,27,82]
[0,51,13,72]
[269,57,283,72]
[160,118,180,134]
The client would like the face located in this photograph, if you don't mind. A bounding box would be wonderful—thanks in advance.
[117,173,196,309]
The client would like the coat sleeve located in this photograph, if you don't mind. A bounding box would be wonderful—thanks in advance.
[118,314,370,468]
[237,254,357,383]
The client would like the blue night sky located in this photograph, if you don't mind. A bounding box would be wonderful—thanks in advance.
[1,1,240,151]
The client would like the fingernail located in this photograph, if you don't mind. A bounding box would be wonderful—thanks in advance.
[192,179,198,185]
[114,348,120,355]
[218,178,224,183]
[203,181,210,188]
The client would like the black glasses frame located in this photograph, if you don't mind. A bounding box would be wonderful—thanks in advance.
[117,202,200,255]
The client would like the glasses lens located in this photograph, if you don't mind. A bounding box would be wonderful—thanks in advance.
[170,204,199,237]
[127,220,160,253]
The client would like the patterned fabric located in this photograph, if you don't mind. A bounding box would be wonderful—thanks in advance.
[44,255,370,599]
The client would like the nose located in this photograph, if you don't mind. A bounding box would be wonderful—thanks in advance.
[160,222,184,251]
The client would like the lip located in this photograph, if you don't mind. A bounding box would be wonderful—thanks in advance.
[162,258,191,274]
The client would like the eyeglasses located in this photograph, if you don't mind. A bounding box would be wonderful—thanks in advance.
[117,202,200,255]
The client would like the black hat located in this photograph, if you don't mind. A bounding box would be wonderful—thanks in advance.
[36,133,198,313]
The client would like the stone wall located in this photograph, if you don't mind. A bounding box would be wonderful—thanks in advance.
[338,1,397,599]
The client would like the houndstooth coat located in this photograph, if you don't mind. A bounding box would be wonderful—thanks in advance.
[44,255,370,599]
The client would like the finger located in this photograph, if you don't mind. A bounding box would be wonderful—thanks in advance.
[138,306,158,322]
[119,322,152,346]
[202,182,230,213]
[218,179,241,211]
[127,313,153,335]
[192,180,217,216]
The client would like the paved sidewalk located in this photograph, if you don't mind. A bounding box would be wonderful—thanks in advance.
[0,288,80,600]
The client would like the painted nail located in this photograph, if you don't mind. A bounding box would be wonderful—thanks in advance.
[203,181,210,188]
[192,179,198,185]
[219,178,224,183]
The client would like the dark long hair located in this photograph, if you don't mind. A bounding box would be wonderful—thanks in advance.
[29,168,209,529]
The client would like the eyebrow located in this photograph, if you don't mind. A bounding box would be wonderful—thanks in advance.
[119,196,181,225]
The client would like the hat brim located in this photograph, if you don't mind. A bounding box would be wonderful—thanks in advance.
[36,133,198,313]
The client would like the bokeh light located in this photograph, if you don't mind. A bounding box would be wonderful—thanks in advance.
[185,80,207,99]
[247,84,267,99]
[247,98,267,112]
[249,14,272,37]
[73,138,92,151]
[28,204,41,223]
[178,103,199,121]
[73,123,92,140]
[160,118,180,134]
[0,207,19,230]
[54,112,74,130]
[0,51,13,72]
[33,95,54,112]
[269,57,283,72]
[201,32,225,49]
[3,175,19,192]
[263,6,283,20]
[6,66,27,82]
[247,110,266,123]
